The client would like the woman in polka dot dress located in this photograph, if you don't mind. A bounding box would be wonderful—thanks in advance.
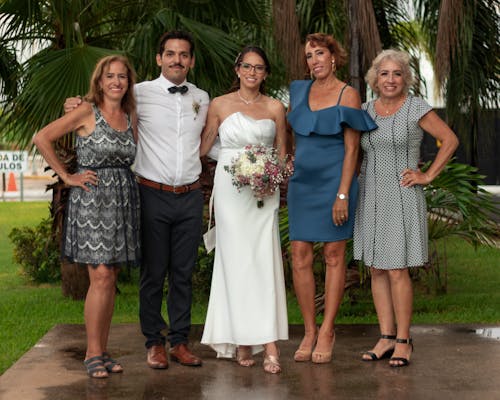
[353,49,458,367]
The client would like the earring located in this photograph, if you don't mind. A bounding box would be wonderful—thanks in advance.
[331,60,336,73]
[237,74,240,79]
[309,70,314,80]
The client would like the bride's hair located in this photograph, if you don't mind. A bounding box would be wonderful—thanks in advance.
[229,45,271,94]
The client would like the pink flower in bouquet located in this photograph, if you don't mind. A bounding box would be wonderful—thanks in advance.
[224,144,293,208]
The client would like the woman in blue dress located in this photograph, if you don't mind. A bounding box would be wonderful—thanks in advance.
[287,33,376,363]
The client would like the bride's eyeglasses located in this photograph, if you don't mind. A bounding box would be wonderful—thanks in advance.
[239,62,266,74]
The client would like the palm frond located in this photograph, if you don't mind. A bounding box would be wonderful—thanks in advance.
[0,46,117,148]
[180,17,242,96]
[0,43,20,101]
[424,161,499,248]
[125,7,241,96]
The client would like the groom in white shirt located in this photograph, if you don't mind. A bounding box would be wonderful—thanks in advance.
[134,31,209,369]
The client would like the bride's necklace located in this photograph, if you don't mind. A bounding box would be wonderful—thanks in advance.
[238,90,261,105]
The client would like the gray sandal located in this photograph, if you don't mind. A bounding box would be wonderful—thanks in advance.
[84,356,108,378]
[102,352,123,373]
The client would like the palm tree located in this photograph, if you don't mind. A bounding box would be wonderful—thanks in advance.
[416,0,500,168]
[347,0,381,95]
[0,0,272,147]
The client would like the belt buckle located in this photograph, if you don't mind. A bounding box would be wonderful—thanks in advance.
[172,185,187,194]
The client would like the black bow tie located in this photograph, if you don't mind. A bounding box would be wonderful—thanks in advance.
[168,85,188,94]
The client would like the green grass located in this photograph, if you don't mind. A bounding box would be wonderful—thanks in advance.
[335,238,500,324]
[1,202,499,374]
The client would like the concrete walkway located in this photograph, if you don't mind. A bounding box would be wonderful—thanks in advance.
[0,324,499,400]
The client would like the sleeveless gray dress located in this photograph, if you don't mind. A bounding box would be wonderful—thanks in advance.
[62,105,140,267]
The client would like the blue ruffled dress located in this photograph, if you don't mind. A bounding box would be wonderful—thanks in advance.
[287,80,377,242]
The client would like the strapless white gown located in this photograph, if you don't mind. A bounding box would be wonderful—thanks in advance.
[201,112,288,357]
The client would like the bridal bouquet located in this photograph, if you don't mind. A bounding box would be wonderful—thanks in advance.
[224,144,293,208]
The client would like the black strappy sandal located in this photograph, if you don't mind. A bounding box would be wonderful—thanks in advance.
[390,338,413,367]
[362,334,396,361]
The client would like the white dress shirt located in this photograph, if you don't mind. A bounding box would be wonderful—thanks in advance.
[134,75,209,185]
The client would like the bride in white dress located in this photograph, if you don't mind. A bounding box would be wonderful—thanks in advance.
[199,46,288,374]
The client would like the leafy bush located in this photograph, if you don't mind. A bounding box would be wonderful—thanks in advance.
[193,242,215,300]
[418,161,499,293]
[424,161,499,246]
[8,217,61,283]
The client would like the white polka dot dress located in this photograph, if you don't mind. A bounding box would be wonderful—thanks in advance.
[353,96,432,269]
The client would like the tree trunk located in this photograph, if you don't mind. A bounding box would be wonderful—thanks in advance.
[348,0,381,101]
[47,143,87,299]
[272,0,305,80]
[348,0,362,94]
[61,261,89,300]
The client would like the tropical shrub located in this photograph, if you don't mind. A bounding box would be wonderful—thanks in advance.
[193,245,215,301]
[8,217,61,283]
[419,161,499,293]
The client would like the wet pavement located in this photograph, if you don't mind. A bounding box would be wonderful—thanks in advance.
[0,324,499,400]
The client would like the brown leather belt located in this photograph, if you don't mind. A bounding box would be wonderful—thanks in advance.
[137,177,201,194]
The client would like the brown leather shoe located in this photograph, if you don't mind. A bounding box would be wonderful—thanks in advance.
[169,343,202,366]
[147,344,168,369]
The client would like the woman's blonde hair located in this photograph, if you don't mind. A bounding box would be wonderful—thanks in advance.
[85,55,136,114]
[365,49,414,95]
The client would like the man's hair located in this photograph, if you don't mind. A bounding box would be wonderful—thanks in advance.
[157,30,195,56]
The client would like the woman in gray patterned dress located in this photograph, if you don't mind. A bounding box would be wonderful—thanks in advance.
[353,50,458,367]
[33,55,140,378]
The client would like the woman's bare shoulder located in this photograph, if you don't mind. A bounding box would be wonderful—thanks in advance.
[264,96,285,111]
[340,85,361,108]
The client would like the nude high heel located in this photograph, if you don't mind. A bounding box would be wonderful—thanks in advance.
[311,331,335,364]
[294,347,313,362]
[294,328,318,362]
